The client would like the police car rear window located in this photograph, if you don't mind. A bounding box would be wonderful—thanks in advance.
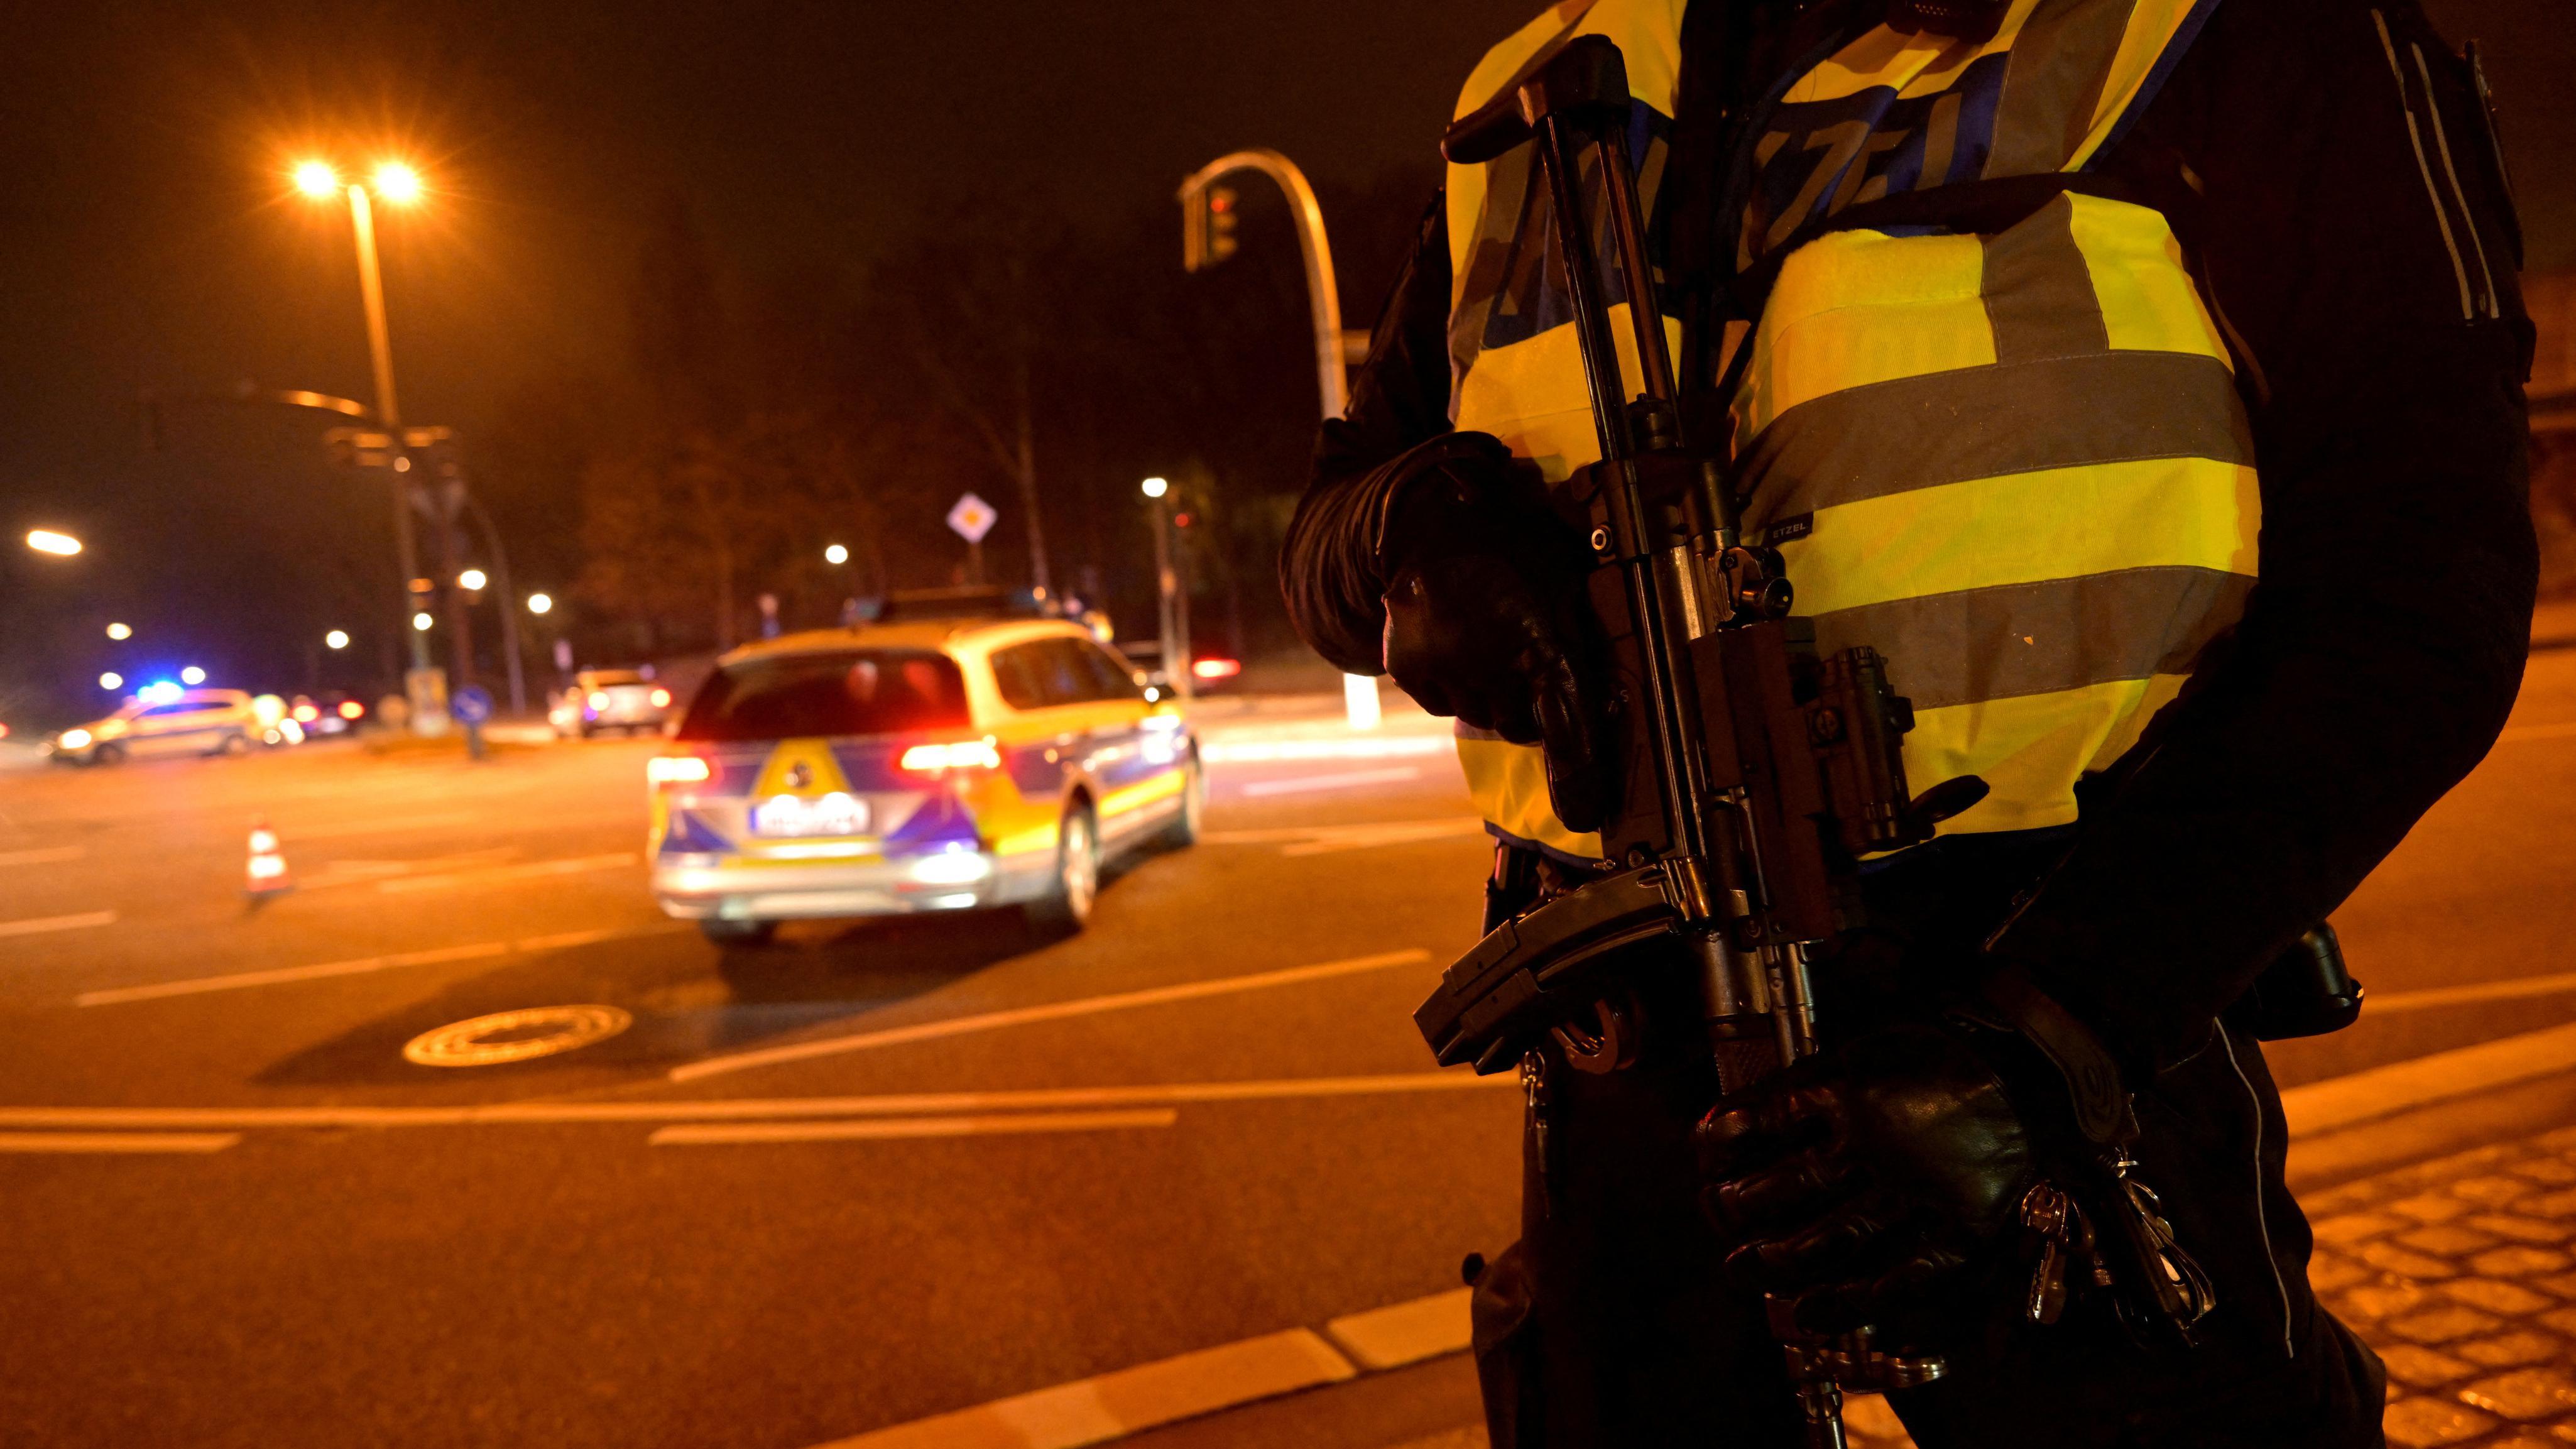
[675,651,970,741]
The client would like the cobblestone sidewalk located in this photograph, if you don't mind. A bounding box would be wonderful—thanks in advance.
[2305,1124,2576,1446]
[1830,1123,2576,1449]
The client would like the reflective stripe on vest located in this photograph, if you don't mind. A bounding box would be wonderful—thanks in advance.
[1444,0,2235,859]
[1734,190,2257,837]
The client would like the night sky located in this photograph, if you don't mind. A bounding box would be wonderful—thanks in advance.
[1,1,2568,723]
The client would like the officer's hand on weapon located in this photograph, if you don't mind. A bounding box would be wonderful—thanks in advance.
[1694,1021,2039,1338]
[1377,432,1613,831]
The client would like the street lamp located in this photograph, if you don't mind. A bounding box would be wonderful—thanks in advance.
[458,567,488,592]
[824,544,849,566]
[1141,477,1191,703]
[526,593,552,616]
[106,621,131,640]
[99,672,123,692]
[293,156,433,686]
[325,630,350,650]
[25,529,81,557]
[180,666,206,686]
[412,611,434,632]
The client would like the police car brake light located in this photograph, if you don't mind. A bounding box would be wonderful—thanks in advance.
[1190,657,1242,681]
[647,755,711,785]
[900,739,1001,774]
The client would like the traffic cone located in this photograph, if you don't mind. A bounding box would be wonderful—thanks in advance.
[245,816,293,903]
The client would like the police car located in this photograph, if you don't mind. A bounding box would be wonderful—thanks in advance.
[647,617,1203,944]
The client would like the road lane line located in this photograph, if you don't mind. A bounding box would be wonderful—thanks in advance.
[276,811,479,841]
[376,851,639,893]
[807,1328,1355,1449]
[0,846,85,867]
[2365,971,2576,1013]
[0,910,116,939]
[1201,817,1487,850]
[667,948,1434,1082]
[0,1131,239,1154]
[1201,736,1454,763]
[1282,821,1490,857]
[650,1109,1178,1146]
[1239,767,1421,798]
[74,922,689,1007]
[0,1069,1519,1130]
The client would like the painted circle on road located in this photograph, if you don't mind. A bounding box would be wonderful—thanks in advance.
[402,1005,633,1067]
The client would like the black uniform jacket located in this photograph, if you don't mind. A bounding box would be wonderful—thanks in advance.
[1280,0,2537,1080]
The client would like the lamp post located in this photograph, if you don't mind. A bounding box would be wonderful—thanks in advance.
[1142,477,1191,702]
[294,160,438,719]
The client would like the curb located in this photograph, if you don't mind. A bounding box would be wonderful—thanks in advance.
[816,1020,2576,1449]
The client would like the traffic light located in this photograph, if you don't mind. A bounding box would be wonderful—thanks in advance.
[1184,183,1239,272]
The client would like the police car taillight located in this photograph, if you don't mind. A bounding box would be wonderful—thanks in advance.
[899,739,1001,774]
[647,755,711,786]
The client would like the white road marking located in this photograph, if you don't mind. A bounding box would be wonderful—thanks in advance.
[807,1328,1355,1449]
[0,910,116,939]
[274,811,479,841]
[74,922,689,1007]
[650,1109,1177,1146]
[1238,767,1422,798]
[2365,971,2576,1013]
[1201,736,1453,763]
[2497,720,2576,743]
[2281,1018,2576,1137]
[0,1069,1519,1131]
[1323,1287,1473,1372]
[1201,817,1488,855]
[669,948,1433,1082]
[0,1131,239,1154]
[376,851,639,893]
[0,846,85,867]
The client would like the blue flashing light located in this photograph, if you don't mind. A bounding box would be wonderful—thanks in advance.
[140,681,183,704]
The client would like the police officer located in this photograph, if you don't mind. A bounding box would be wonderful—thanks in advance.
[1282,0,2535,1443]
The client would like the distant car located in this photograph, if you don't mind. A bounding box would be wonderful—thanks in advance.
[564,669,674,737]
[1116,641,1242,698]
[50,689,261,765]
[647,618,1203,944]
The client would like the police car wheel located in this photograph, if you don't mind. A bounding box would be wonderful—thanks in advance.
[219,732,251,757]
[699,919,776,946]
[1159,757,1204,850]
[92,743,126,767]
[1025,806,1100,934]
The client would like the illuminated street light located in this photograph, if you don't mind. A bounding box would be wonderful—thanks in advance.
[1141,476,1169,499]
[412,611,434,632]
[325,630,351,650]
[525,593,554,615]
[372,163,423,205]
[106,621,131,640]
[824,544,849,566]
[25,529,82,557]
[99,672,123,692]
[457,567,488,591]
[180,666,207,686]
[294,157,432,682]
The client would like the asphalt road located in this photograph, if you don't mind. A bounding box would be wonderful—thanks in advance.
[3,655,2573,1448]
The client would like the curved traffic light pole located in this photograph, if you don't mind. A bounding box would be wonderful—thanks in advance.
[1176,149,1379,724]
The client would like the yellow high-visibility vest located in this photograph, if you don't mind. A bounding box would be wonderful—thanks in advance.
[1446,0,2255,859]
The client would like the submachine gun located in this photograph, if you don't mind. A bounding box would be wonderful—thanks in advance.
[1412,35,1988,1448]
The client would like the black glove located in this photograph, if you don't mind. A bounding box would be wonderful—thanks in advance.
[1694,1021,2038,1338]
[1376,433,1611,831]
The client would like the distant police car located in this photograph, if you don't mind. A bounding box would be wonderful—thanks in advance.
[49,688,261,765]
[647,617,1202,944]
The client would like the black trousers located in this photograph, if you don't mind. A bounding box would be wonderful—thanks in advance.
[1467,845,2387,1448]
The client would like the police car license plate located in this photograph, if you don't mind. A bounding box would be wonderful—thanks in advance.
[751,793,870,838]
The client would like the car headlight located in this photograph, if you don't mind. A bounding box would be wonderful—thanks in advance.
[57,729,92,750]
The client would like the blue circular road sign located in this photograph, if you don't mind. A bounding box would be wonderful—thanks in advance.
[451,684,494,724]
